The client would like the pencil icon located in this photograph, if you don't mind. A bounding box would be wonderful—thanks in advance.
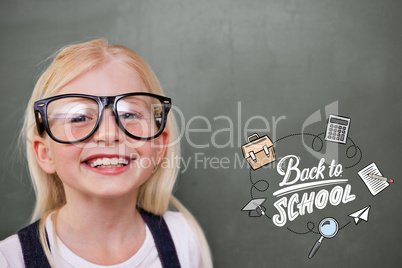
[368,174,394,183]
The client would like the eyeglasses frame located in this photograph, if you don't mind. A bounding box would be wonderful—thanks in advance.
[34,92,171,144]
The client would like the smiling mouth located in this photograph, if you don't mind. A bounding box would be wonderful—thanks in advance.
[85,157,132,168]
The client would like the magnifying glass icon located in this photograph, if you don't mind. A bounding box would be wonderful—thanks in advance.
[308,217,339,259]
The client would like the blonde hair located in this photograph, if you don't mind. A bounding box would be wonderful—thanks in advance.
[22,39,212,267]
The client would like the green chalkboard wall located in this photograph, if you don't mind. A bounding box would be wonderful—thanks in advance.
[1,0,401,267]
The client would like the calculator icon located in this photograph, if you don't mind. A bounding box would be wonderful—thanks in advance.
[325,115,351,144]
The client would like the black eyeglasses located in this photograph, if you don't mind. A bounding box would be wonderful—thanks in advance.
[34,92,171,144]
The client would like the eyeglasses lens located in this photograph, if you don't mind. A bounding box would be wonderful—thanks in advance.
[46,96,164,143]
[47,97,98,142]
[116,95,163,139]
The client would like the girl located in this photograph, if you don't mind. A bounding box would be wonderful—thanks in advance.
[0,39,212,268]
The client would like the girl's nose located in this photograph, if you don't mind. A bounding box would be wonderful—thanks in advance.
[93,109,122,145]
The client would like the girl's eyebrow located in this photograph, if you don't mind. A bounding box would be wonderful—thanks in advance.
[48,102,96,114]
[117,99,149,110]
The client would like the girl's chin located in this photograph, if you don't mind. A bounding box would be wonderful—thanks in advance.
[82,183,140,200]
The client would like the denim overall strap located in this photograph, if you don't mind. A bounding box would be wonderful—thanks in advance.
[139,208,181,268]
[17,220,51,268]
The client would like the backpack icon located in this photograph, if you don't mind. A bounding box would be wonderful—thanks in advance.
[242,133,276,170]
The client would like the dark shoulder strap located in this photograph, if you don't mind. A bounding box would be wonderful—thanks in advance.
[17,212,181,268]
[17,220,51,268]
[139,208,181,268]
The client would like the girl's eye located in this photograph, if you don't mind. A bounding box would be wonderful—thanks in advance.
[70,115,92,123]
[119,113,143,120]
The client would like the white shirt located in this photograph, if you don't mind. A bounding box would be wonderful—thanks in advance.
[0,212,201,268]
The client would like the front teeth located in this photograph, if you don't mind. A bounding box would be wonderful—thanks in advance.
[89,157,129,168]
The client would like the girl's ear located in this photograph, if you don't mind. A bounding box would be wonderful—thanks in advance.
[154,130,169,165]
[32,136,56,174]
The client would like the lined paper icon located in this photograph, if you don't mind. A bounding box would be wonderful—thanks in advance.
[357,163,389,196]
